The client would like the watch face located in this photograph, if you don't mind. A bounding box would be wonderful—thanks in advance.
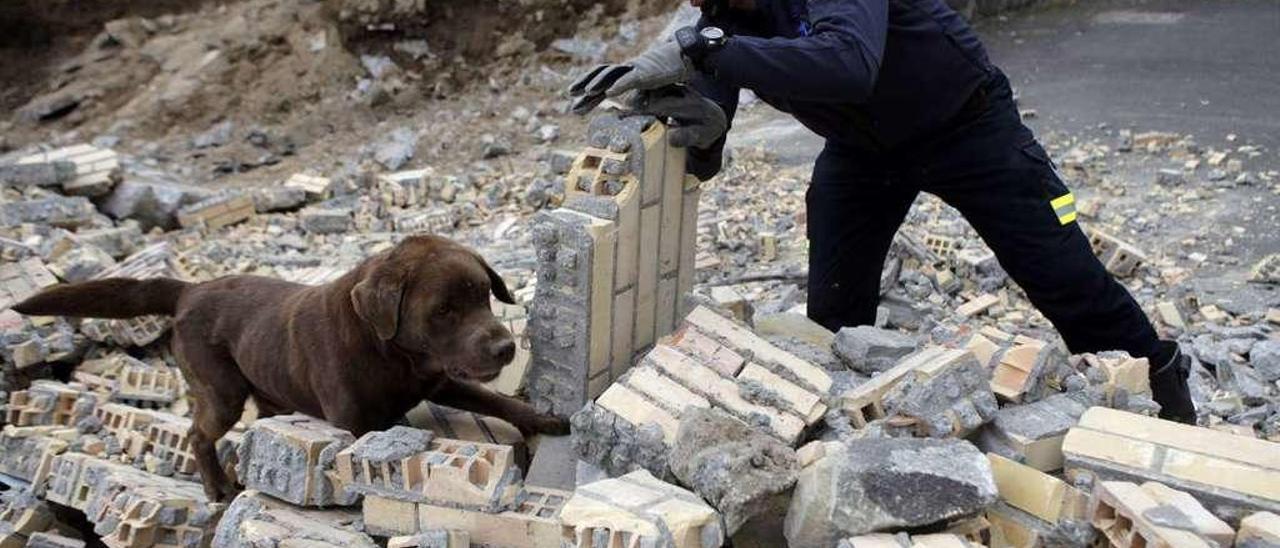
[701,27,726,41]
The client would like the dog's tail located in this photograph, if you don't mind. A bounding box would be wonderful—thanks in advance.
[11,278,190,319]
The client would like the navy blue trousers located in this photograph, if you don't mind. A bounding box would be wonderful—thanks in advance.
[805,72,1162,361]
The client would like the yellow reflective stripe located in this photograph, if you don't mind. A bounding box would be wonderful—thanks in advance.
[1050,192,1075,210]
[1058,211,1078,225]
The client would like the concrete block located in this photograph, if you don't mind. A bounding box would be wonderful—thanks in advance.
[990,339,1069,404]
[336,426,520,511]
[1087,228,1147,278]
[987,453,1088,524]
[784,438,997,546]
[0,259,58,311]
[16,144,121,197]
[24,532,85,548]
[81,243,190,347]
[683,306,833,394]
[526,209,617,417]
[283,173,333,200]
[377,169,431,208]
[529,115,698,419]
[973,393,1088,471]
[176,191,255,229]
[1090,481,1229,548]
[251,186,308,213]
[236,414,358,507]
[0,197,98,229]
[957,294,1000,317]
[0,160,75,188]
[561,469,723,548]
[1064,407,1280,517]
[0,431,67,484]
[300,207,354,234]
[213,490,374,548]
[3,381,94,427]
[880,348,998,438]
[833,326,919,374]
[387,531,470,548]
[416,485,569,547]
[669,408,798,535]
[405,403,524,452]
[1238,512,1280,547]
[1080,352,1151,399]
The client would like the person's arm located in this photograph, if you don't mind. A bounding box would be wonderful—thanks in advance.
[685,70,739,181]
[704,0,887,102]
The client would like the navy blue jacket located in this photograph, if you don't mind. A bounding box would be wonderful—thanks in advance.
[689,0,994,179]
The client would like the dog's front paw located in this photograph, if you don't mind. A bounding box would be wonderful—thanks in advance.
[527,414,570,436]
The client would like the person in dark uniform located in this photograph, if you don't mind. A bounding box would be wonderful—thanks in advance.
[569,0,1197,423]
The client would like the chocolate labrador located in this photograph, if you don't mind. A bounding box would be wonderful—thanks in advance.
[13,235,568,501]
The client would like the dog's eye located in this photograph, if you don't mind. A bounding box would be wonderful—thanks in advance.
[437,305,452,317]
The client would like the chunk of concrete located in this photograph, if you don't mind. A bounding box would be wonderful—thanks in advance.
[561,469,724,548]
[785,438,997,546]
[669,408,798,535]
[833,326,918,374]
[236,414,358,507]
[213,490,375,548]
[99,178,212,230]
[971,393,1089,471]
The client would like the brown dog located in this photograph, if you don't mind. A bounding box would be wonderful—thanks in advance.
[13,235,568,501]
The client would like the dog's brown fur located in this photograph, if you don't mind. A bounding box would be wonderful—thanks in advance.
[12,235,568,501]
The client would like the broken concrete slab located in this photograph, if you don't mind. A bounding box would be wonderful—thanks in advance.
[0,197,99,229]
[0,161,76,188]
[236,414,358,507]
[560,469,724,548]
[1090,481,1234,548]
[1064,406,1280,518]
[784,438,997,546]
[98,177,212,231]
[879,348,998,438]
[212,489,375,548]
[972,392,1089,471]
[16,144,121,197]
[669,408,798,535]
[833,326,919,374]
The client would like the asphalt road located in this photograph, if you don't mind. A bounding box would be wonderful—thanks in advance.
[731,0,1280,172]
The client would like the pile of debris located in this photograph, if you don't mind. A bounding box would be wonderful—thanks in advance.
[2,58,1279,548]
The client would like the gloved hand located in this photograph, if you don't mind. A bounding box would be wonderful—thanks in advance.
[628,86,727,150]
[569,41,695,115]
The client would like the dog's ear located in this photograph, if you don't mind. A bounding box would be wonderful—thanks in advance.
[474,253,515,305]
[351,259,407,341]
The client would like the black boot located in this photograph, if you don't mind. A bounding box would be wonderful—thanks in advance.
[1150,342,1196,424]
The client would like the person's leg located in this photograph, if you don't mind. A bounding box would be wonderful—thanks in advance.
[920,73,1194,422]
[806,142,919,331]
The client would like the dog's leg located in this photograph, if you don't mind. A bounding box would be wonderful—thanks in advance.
[429,378,569,437]
[174,333,251,502]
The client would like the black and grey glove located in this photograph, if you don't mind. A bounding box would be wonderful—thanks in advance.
[628,86,727,150]
[569,41,695,115]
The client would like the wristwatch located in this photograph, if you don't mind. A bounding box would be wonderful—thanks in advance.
[675,26,727,69]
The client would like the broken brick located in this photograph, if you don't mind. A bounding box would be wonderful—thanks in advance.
[560,469,723,548]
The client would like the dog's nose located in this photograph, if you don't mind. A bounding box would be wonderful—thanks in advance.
[489,339,516,363]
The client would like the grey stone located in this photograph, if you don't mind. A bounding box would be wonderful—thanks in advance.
[0,161,76,187]
[373,128,417,170]
[25,532,87,548]
[971,393,1089,465]
[669,408,798,535]
[1249,339,1280,382]
[551,38,608,62]
[48,244,116,283]
[73,223,144,259]
[192,120,235,149]
[833,326,919,374]
[785,438,997,546]
[252,187,308,213]
[0,196,99,229]
[99,177,212,230]
[348,425,433,462]
[881,351,998,437]
[1218,362,1271,406]
[300,207,354,234]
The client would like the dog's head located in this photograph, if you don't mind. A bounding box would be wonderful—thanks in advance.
[349,235,517,382]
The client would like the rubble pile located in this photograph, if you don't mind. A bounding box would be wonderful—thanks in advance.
[1,7,1278,544]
